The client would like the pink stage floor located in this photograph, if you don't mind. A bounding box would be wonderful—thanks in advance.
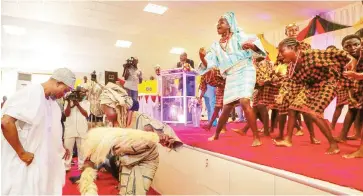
[170,122,363,192]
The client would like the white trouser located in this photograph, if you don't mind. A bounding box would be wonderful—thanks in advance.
[64,137,85,170]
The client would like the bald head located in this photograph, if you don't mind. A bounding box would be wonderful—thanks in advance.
[180,52,187,62]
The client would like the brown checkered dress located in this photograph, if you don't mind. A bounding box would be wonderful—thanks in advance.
[199,68,226,108]
[277,78,305,115]
[299,42,312,51]
[288,48,351,118]
[253,60,274,106]
[268,63,287,109]
[335,89,349,106]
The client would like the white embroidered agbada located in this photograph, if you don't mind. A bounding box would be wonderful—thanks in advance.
[1,84,66,195]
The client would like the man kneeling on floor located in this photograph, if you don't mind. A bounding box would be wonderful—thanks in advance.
[73,82,182,195]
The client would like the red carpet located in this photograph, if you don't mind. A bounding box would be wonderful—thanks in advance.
[62,162,160,195]
[171,122,363,192]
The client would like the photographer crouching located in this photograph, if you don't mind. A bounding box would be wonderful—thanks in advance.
[122,57,142,100]
[63,87,90,171]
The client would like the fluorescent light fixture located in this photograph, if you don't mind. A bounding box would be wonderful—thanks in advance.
[170,47,185,54]
[143,3,168,15]
[115,40,132,48]
[2,25,26,35]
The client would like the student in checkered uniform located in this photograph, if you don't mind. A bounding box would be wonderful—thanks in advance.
[273,37,358,155]
[273,50,318,142]
[340,31,363,159]
[198,67,227,133]
[336,34,363,144]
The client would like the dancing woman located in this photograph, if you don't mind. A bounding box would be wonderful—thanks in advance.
[198,12,266,146]
[274,38,357,154]
[277,23,312,137]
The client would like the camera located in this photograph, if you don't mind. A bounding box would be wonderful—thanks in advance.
[125,57,137,68]
[91,71,97,81]
[66,86,82,101]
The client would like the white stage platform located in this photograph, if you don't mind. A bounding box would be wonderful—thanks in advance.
[152,144,363,195]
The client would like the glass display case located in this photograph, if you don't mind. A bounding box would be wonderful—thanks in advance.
[160,68,197,125]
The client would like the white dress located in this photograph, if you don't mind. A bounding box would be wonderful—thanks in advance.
[1,84,65,195]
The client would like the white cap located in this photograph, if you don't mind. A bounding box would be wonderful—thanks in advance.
[51,68,76,88]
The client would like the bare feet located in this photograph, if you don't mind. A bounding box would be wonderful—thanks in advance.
[343,149,363,159]
[208,135,218,141]
[232,129,246,136]
[220,127,228,134]
[251,138,262,147]
[325,145,340,155]
[334,137,346,143]
[310,137,321,145]
[347,135,360,140]
[295,129,304,136]
[273,139,293,147]
[274,136,284,141]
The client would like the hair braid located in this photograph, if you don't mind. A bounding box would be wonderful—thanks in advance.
[278,37,300,51]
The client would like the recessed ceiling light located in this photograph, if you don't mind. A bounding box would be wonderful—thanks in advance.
[2,25,26,35]
[170,47,185,55]
[115,40,132,48]
[143,3,168,15]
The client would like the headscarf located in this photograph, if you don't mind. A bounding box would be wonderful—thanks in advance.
[99,82,133,127]
[221,12,266,56]
[222,12,241,34]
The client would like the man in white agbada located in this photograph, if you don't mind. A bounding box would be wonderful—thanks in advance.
[1,68,76,195]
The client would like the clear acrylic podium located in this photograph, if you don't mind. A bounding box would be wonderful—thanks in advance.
[160,68,197,125]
